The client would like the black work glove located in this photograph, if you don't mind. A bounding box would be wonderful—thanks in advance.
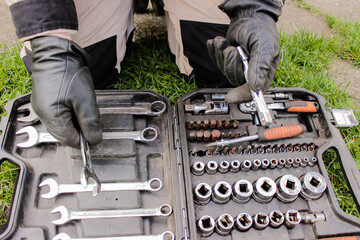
[30,36,102,148]
[207,0,282,103]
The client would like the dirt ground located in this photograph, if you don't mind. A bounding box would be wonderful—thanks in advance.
[0,0,359,105]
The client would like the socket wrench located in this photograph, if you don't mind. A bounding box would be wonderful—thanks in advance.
[232,180,253,203]
[235,213,253,231]
[300,172,327,200]
[253,212,269,230]
[51,204,172,225]
[212,181,232,204]
[191,161,205,176]
[285,210,301,229]
[197,215,215,237]
[194,183,212,205]
[276,175,301,203]
[39,178,162,199]
[269,210,284,228]
[215,213,234,235]
[52,231,174,240]
[253,177,276,203]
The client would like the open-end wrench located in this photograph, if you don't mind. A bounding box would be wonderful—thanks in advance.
[16,126,158,148]
[51,204,172,225]
[17,103,40,123]
[79,133,101,196]
[53,231,175,240]
[39,178,162,199]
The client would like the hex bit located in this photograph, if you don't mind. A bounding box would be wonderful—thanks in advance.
[195,120,202,130]
[243,145,252,154]
[203,130,211,142]
[229,146,237,155]
[196,131,203,142]
[206,148,213,156]
[233,120,240,128]
[224,119,231,129]
[211,129,221,141]
[237,146,244,155]
[221,147,229,155]
[203,120,209,130]
[210,119,217,129]
[189,148,197,157]
[188,132,196,142]
[217,120,223,129]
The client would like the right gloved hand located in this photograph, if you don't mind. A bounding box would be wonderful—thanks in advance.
[30,36,102,148]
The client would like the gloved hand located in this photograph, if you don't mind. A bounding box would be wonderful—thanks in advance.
[30,36,102,148]
[207,0,283,103]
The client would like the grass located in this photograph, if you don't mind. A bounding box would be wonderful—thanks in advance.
[0,6,360,225]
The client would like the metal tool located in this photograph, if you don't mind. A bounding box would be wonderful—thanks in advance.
[230,160,241,172]
[300,212,326,224]
[300,172,327,200]
[17,103,39,123]
[16,126,158,148]
[241,160,252,172]
[39,178,162,199]
[198,215,215,237]
[99,100,167,116]
[232,180,253,203]
[218,160,230,173]
[235,213,253,231]
[194,183,212,205]
[191,161,205,176]
[205,161,218,175]
[52,231,175,240]
[269,210,284,228]
[253,212,269,230]
[236,45,273,126]
[240,101,319,114]
[51,204,172,225]
[252,159,261,170]
[184,101,228,115]
[206,124,306,148]
[252,177,277,203]
[215,213,234,235]
[276,175,301,203]
[212,181,232,204]
[285,210,301,229]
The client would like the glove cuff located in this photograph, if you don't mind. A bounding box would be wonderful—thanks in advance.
[219,0,283,22]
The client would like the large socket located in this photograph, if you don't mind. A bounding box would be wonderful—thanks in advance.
[253,177,277,203]
[276,175,302,203]
[300,172,327,200]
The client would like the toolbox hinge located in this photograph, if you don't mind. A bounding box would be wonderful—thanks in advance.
[172,106,190,240]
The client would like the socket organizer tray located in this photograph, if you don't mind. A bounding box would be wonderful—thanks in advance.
[0,88,360,240]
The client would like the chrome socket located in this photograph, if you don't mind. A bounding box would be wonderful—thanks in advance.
[218,160,230,174]
[241,160,252,172]
[253,177,277,203]
[285,210,301,229]
[191,161,205,176]
[269,210,284,228]
[277,158,286,169]
[308,157,318,167]
[270,158,278,169]
[235,213,253,231]
[276,175,302,203]
[206,161,218,175]
[194,183,212,205]
[253,212,269,230]
[215,213,234,235]
[230,160,241,173]
[293,158,301,168]
[212,181,232,204]
[232,179,253,203]
[300,157,309,167]
[285,158,294,168]
[300,172,327,200]
[252,159,262,171]
[261,159,270,169]
[198,215,215,237]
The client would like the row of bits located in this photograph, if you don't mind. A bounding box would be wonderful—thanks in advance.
[191,157,318,175]
[197,209,302,237]
[188,129,247,142]
[193,172,327,206]
[186,119,240,130]
[189,143,317,157]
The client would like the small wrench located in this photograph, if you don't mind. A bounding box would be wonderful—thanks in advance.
[52,231,175,240]
[39,178,162,199]
[16,126,158,148]
[51,204,172,225]
[17,103,39,123]
[79,133,101,196]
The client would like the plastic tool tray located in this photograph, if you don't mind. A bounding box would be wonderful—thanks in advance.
[0,88,360,240]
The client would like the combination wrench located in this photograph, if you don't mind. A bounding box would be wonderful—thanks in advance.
[51,204,172,225]
[17,101,167,124]
[16,126,158,148]
[52,231,175,240]
[39,178,162,199]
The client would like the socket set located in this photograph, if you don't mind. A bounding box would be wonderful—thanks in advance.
[1,88,360,240]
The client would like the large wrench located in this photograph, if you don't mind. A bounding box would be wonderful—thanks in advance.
[16,126,158,148]
[51,204,172,225]
[39,178,162,199]
[53,231,174,240]
[16,101,166,124]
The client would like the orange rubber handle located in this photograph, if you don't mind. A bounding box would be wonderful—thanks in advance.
[258,124,306,141]
[321,237,358,240]
[285,101,318,113]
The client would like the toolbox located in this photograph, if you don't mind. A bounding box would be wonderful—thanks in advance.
[0,88,360,240]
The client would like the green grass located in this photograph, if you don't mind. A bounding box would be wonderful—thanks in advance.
[0,8,360,225]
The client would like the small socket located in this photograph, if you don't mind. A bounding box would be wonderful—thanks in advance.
[193,183,212,205]
[191,161,205,176]
[278,158,286,169]
[235,213,253,231]
[276,175,302,203]
[212,181,232,204]
[252,159,262,170]
[308,156,318,167]
[269,210,284,228]
[198,215,215,237]
[218,160,230,173]
[300,157,309,167]
[285,210,301,229]
[261,159,270,169]
[270,159,279,169]
[253,212,269,230]
[300,172,327,200]
[241,160,252,172]
[293,158,301,168]
[206,161,218,175]
[215,213,234,235]
[232,179,253,203]
[285,158,293,168]
[253,177,277,203]
[230,160,241,173]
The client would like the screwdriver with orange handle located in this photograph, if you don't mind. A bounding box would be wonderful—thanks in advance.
[267,101,319,113]
[206,124,306,148]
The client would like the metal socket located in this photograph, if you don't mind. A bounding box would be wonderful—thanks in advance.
[253,212,269,230]
[218,160,230,173]
[230,160,241,173]
[253,177,277,203]
[252,159,262,170]
[198,215,215,237]
[270,159,278,169]
[285,158,293,168]
[308,157,318,166]
[269,210,284,228]
[232,180,253,203]
[206,161,218,175]
[235,213,253,231]
[193,183,212,205]
[191,161,205,176]
[293,158,301,168]
[276,175,302,203]
[300,172,327,200]
[285,210,301,229]
[300,157,309,167]
[278,158,286,169]
[241,160,252,172]
[261,159,270,169]
[215,213,234,235]
[212,181,232,204]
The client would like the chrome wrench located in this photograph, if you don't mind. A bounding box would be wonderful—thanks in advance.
[51,204,172,225]
[52,231,175,240]
[39,178,162,199]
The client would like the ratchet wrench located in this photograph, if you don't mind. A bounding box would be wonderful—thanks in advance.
[51,204,172,225]
[52,231,175,240]
[39,178,162,199]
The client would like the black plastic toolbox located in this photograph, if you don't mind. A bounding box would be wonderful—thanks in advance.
[0,88,360,240]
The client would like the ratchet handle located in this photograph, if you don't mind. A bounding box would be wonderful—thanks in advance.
[258,124,306,141]
[284,101,318,113]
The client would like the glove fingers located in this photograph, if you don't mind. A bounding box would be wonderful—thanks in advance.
[225,83,253,104]
[223,46,245,86]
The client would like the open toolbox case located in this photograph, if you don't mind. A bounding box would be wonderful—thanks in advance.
[0,88,360,240]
